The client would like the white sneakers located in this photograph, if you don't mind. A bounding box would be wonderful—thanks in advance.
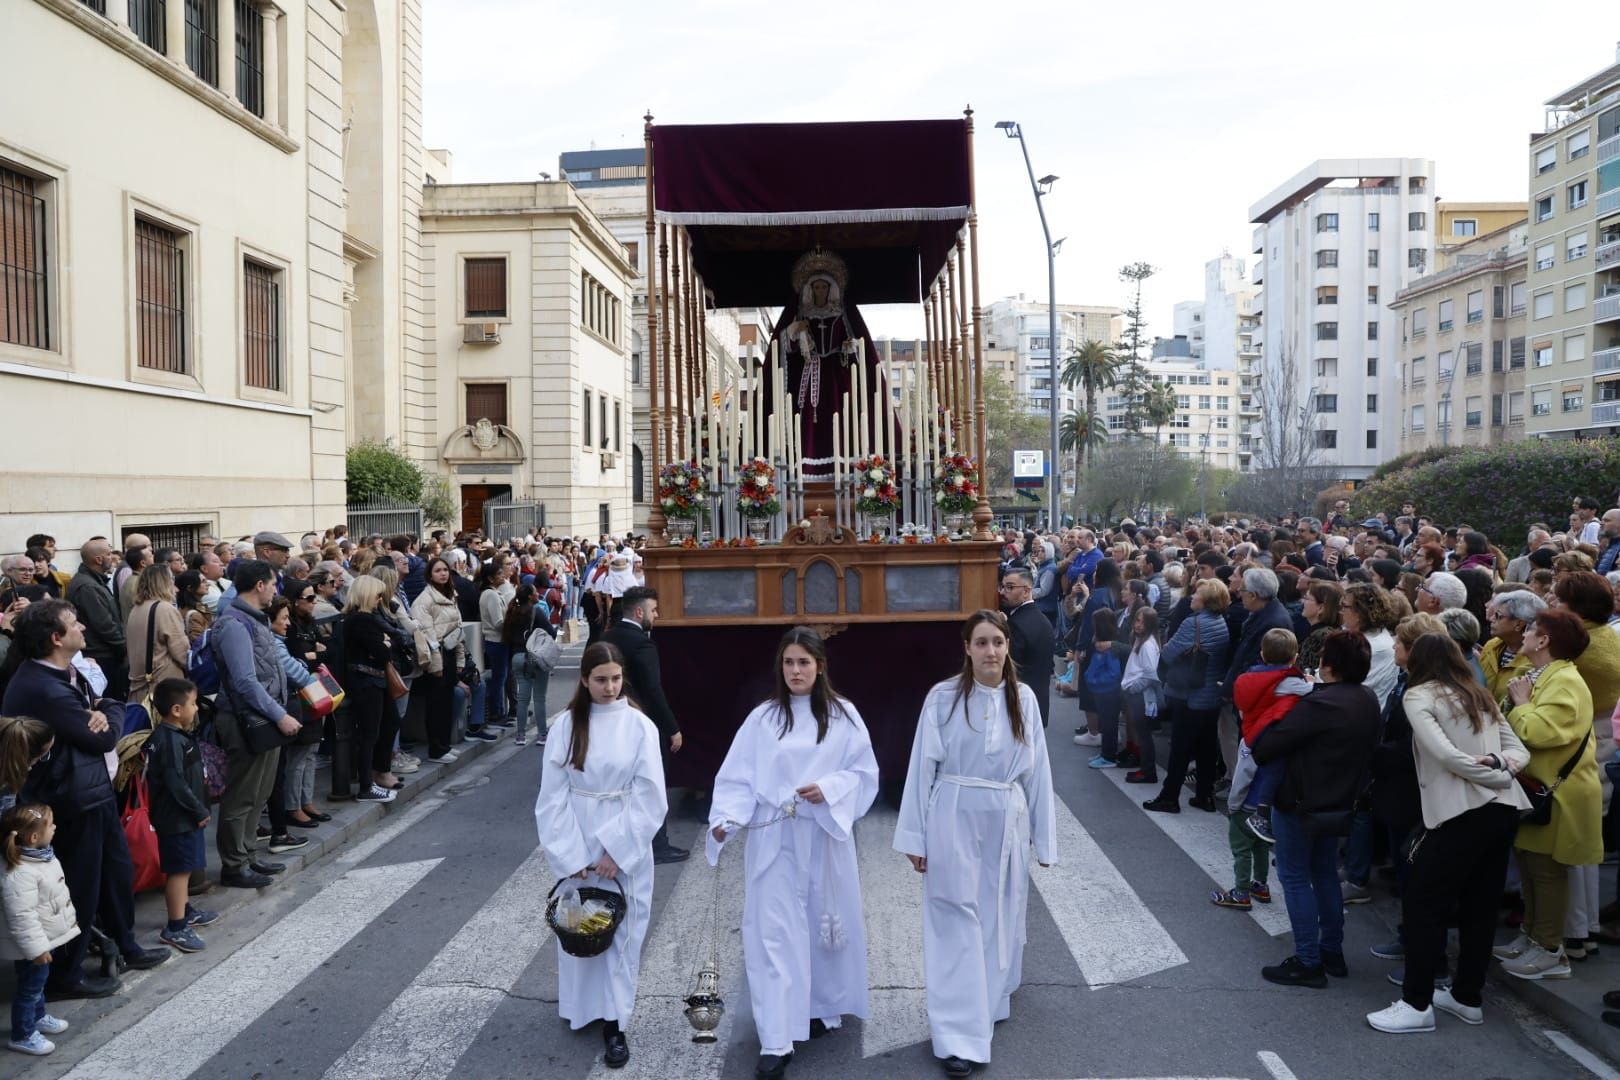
[1432,988,1483,1025]
[427,750,460,764]
[1500,944,1571,980]
[1073,732,1102,747]
[1366,1000,1435,1034]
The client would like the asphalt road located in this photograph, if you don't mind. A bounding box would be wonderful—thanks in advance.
[14,676,1611,1080]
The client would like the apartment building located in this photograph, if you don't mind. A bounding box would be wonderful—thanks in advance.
[1102,359,1243,472]
[1524,54,1620,437]
[1391,220,1528,452]
[0,0,429,551]
[1249,159,1438,483]
[983,296,1123,418]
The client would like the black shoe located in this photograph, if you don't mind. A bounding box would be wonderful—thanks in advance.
[46,974,122,1000]
[653,845,691,865]
[250,860,287,875]
[308,811,333,822]
[1143,797,1180,814]
[808,1018,830,1039]
[1188,795,1218,813]
[603,1027,629,1069]
[1261,955,1327,988]
[122,945,170,970]
[1320,950,1348,978]
[268,833,309,853]
[287,816,321,829]
[1124,770,1158,784]
[755,1053,793,1080]
[1605,990,1620,1009]
[941,1056,974,1079]
[1116,749,1142,768]
[1606,1010,1620,1031]
[222,869,274,889]
[465,727,499,742]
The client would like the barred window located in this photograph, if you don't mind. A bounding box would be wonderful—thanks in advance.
[185,0,218,87]
[129,0,166,52]
[135,217,188,374]
[243,258,281,391]
[464,258,507,319]
[1,165,51,350]
[234,0,263,117]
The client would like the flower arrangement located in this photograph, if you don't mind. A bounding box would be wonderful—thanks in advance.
[657,460,708,519]
[735,456,781,519]
[931,453,979,515]
[851,454,899,515]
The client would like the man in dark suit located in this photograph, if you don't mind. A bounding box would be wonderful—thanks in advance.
[1002,568,1055,728]
[603,586,688,863]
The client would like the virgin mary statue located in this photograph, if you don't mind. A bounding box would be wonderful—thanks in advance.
[773,249,882,479]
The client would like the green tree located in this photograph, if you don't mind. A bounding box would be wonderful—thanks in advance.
[980,372,1049,499]
[1115,262,1156,432]
[345,438,424,504]
[1059,339,1121,478]
[1059,408,1107,518]
[419,474,459,528]
[1080,439,1194,525]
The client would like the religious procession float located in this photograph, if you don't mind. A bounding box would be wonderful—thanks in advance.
[638,111,1000,797]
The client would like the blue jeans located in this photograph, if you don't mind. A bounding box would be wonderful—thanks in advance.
[1243,761,1284,810]
[1343,808,1375,887]
[1271,809,1345,967]
[1092,689,1122,761]
[454,677,486,736]
[512,653,550,739]
[12,958,48,1041]
[482,641,510,724]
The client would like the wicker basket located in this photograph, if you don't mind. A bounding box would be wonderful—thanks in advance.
[545,876,627,958]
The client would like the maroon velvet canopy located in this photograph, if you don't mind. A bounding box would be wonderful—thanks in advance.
[651,119,971,307]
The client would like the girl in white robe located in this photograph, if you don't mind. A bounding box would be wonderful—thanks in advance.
[535,641,668,1069]
[707,626,879,1079]
[893,608,1057,1075]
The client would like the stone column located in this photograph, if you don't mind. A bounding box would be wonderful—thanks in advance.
[105,0,130,33]
[165,0,186,64]
[259,6,279,127]
[217,0,236,99]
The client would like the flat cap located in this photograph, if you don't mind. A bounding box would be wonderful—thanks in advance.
[253,530,293,550]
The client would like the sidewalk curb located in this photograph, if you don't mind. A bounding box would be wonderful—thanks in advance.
[1487,946,1620,1063]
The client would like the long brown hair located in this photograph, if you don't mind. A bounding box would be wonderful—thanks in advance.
[1405,633,1500,734]
[1,803,53,870]
[566,642,626,771]
[0,716,54,796]
[769,626,847,744]
[424,556,456,600]
[951,609,1026,745]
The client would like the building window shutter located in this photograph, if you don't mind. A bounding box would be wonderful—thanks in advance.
[465,382,508,427]
[464,258,507,319]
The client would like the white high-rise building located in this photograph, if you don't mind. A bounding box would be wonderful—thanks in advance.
[1200,253,1256,371]
[983,296,1122,417]
[1249,159,1437,482]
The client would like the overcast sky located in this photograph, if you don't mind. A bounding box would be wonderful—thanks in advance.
[423,1,1613,340]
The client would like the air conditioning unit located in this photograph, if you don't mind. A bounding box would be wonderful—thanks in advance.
[463,323,501,345]
[600,452,617,471]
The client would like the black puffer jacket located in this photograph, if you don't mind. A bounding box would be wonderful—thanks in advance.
[2,661,122,819]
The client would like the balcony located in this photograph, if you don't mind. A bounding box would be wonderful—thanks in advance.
[1601,134,1620,164]
[1598,293,1620,324]
[1594,401,1620,426]
[1596,346,1620,375]
[1597,239,1620,270]
[1253,224,1266,255]
[1600,188,1620,220]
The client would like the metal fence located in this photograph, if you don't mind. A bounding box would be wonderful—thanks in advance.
[483,494,543,541]
[347,497,423,540]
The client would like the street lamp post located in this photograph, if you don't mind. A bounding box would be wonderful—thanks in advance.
[997,121,1060,530]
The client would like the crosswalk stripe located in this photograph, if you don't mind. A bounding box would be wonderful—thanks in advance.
[1034,792,1189,987]
[856,807,929,1059]
[584,830,749,1079]
[1097,769,1291,937]
[60,858,442,1080]
[322,847,556,1080]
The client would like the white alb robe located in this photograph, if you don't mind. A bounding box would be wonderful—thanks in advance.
[534,699,668,1029]
[707,695,879,1055]
[893,679,1057,1063]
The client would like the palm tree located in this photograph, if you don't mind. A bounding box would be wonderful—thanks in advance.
[1140,380,1180,518]
[1060,340,1121,476]
[1059,408,1108,520]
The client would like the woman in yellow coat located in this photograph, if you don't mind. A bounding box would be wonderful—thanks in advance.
[1550,571,1620,956]
[1481,590,1545,701]
[1495,608,1599,981]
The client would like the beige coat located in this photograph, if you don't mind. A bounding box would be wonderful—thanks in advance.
[409,586,466,676]
[1404,682,1531,830]
[126,599,190,705]
[1,855,80,961]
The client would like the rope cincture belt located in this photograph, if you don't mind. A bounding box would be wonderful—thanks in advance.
[935,774,1026,969]
[570,786,632,800]
[564,784,635,981]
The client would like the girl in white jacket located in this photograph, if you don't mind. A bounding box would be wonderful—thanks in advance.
[2,804,77,1056]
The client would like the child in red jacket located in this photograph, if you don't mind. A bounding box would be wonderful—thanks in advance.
[1211,628,1312,910]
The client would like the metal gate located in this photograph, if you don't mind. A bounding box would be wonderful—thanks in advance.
[482,493,543,540]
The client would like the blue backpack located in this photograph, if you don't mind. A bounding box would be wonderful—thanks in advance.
[1084,646,1122,693]
[187,626,221,695]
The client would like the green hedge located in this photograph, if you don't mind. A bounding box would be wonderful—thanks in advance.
[1367,445,1463,482]
[1351,438,1620,541]
[345,439,424,504]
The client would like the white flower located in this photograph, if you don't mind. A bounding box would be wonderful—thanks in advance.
[952,475,965,489]
[935,491,946,504]
[868,468,884,481]
[864,486,877,499]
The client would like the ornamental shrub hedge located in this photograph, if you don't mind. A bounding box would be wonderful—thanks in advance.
[345,438,424,504]
[1350,439,1620,542]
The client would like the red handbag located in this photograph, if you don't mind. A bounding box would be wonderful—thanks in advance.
[121,772,165,894]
